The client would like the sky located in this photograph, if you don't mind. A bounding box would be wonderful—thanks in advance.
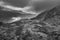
[2,0,30,7]
[0,0,60,12]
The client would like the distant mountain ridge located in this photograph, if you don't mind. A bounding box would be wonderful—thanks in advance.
[31,5,60,21]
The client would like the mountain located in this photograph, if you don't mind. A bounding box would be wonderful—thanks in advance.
[0,3,60,40]
[31,5,60,21]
